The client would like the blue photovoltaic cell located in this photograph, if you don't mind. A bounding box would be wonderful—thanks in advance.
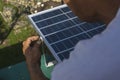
[87,27,105,37]
[62,39,73,49]
[58,49,73,60]
[36,14,68,28]
[66,12,76,18]
[51,42,66,53]
[46,34,60,44]
[70,26,83,35]
[72,18,83,24]
[32,9,63,22]
[61,7,71,12]
[36,21,48,28]
[29,5,106,62]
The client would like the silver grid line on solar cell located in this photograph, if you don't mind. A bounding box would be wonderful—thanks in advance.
[28,4,106,63]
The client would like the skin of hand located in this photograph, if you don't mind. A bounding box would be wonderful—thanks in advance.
[22,36,48,80]
[22,36,41,66]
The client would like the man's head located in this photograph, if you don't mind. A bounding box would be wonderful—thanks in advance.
[64,0,120,24]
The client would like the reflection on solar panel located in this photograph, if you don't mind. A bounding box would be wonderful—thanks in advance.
[28,4,106,62]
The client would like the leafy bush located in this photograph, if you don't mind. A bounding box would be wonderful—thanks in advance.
[0,0,4,11]
[0,14,9,40]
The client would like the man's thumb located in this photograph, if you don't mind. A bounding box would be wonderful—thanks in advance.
[33,41,42,48]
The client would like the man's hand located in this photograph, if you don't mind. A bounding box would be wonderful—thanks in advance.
[22,36,47,80]
[22,36,41,66]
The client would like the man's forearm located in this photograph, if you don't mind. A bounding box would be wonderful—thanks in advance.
[27,63,48,80]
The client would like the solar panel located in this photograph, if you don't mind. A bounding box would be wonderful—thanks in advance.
[28,4,106,63]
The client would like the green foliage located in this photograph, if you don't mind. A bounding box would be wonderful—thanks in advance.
[0,2,37,68]
[0,14,9,40]
[0,0,38,69]
[4,3,19,21]
[0,0,4,11]
[0,26,37,68]
[12,6,19,21]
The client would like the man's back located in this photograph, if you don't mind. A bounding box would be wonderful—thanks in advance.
[51,8,120,80]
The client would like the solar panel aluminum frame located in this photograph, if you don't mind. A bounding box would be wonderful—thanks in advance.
[28,4,69,63]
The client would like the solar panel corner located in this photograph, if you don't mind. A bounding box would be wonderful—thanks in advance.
[27,20,62,63]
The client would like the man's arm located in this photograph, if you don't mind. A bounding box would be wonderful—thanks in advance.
[27,63,47,80]
[22,36,48,80]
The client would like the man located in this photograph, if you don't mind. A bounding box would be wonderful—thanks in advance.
[22,0,120,80]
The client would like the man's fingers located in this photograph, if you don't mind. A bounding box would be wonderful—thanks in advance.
[26,36,39,42]
[23,36,39,48]
[22,36,39,54]
[33,43,40,49]
[22,39,31,54]
[22,45,30,55]
[23,47,31,55]
[34,40,42,48]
